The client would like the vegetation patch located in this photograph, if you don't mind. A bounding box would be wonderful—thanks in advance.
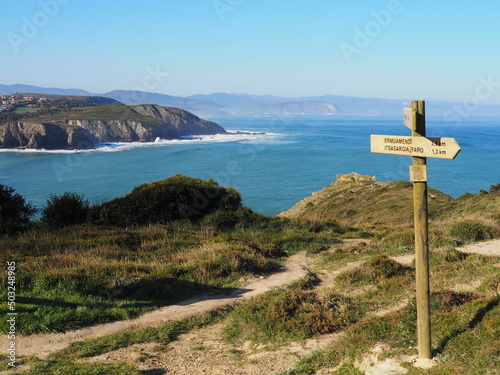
[51,308,229,361]
[224,277,360,344]
[15,357,140,375]
[286,293,499,375]
[336,254,410,287]
[450,221,493,242]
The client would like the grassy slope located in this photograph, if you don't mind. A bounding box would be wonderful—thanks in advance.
[29,104,164,125]
[0,221,338,335]
[280,178,500,236]
[1,177,499,374]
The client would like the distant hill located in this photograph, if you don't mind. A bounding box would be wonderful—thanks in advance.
[102,90,230,117]
[3,84,500,117]
[0,84,92,97]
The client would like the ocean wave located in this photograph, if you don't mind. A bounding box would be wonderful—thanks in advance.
[0,130,285,154]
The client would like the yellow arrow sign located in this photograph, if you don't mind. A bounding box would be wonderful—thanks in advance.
[370,134,461,159]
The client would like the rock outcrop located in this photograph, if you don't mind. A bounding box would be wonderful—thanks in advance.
[336,172,376,183]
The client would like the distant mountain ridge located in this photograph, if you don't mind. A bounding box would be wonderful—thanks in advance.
[0,84,91,97]
[2,83,500,117]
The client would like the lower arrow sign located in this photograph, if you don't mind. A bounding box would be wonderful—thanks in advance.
[370,135,461,159]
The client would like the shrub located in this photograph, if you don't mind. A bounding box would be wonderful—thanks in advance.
[489,183,500,193]
[89,175,244,227]
[0,183,37,234]
[42,192,89,228]
[450,221,492,242]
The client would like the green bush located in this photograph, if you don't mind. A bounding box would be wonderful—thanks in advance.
[42,192,89,228]
[450,221,492,242]
[0,183,37,234]
[89,175,244,227]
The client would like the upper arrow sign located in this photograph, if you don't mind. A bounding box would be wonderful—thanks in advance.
[403,107,416,130]
[370,135,461,159]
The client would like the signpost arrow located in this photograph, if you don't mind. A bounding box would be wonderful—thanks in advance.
[404,107,416,130]
[370,135,461,159]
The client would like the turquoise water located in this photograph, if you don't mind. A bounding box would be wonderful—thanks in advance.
[0,116,499,215]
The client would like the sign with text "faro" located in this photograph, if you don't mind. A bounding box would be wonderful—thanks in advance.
[370,135,461,159]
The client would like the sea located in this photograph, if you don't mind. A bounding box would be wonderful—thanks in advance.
[0,116,499,216]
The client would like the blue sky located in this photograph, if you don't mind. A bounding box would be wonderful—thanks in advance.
[2,0,500,103]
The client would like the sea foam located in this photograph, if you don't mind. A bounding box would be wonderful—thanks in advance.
[0,130,285,154]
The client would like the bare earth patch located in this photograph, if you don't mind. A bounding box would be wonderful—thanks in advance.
[458,239,500,257]
[82,322,344,375]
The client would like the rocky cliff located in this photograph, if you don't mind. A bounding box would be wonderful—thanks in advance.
[0,102,226,150]
[0,122,97,149]
[130,105,226,136]
[68,119,178,143]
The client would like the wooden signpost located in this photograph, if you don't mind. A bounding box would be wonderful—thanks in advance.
[370,100,461,360]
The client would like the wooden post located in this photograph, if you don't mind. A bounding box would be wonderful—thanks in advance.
[370,100,461,360]
[412,100,432,359]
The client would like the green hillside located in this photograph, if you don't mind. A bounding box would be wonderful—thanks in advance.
[280,173,500,240]
[0,175,498,374]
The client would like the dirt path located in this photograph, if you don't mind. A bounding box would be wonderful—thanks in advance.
[82,322,344,375]
[458,239,500,257]
[6,252,310,360]
[388,238,500,271]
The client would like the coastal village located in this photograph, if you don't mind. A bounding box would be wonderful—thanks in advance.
[0,95,47,112]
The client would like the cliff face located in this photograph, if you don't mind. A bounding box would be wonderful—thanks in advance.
[130,105,226,136]
[72,119,178,142]
[0,104,226,150]
[0,122,97,150]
